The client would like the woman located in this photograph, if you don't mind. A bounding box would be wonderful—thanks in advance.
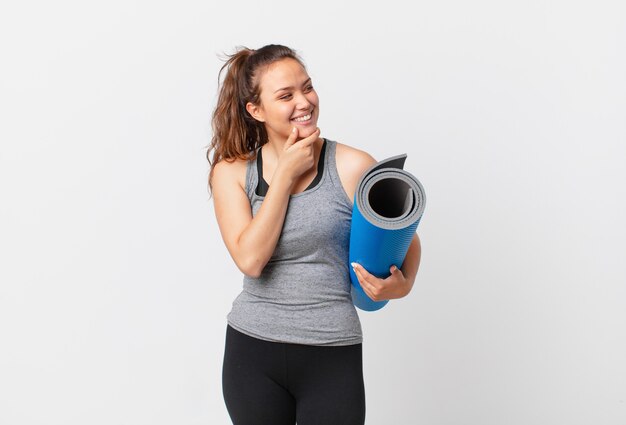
[207,44,421,425]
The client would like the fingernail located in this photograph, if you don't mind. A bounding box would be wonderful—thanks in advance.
[351,262,358,269]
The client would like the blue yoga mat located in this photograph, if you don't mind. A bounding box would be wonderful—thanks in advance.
[349,154,426,311]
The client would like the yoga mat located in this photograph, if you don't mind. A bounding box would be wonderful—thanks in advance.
[349,154,426,311]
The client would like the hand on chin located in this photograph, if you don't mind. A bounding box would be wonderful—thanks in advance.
[295,126,316,140]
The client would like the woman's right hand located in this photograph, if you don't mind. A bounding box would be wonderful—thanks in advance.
[276,126,321,184]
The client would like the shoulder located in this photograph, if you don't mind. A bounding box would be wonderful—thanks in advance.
[332,140,378,205]
[334,140,377,176]
[211,155,251,193]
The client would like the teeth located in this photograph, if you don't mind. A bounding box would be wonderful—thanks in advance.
[292,113,311,122]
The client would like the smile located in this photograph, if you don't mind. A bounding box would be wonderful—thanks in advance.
[292,113,312,123]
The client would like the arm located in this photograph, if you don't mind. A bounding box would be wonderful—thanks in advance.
[212,159,294,278]
[213,128,320,278]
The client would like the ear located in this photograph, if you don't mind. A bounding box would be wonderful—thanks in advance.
[246,102,265,123]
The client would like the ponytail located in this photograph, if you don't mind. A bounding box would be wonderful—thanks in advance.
[206,44,305,197]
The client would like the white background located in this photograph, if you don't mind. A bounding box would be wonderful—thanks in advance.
[1,0,625,424]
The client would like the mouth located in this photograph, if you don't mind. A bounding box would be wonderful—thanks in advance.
[291,109,314,125]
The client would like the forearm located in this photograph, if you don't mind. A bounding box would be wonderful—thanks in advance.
[237,168,294,277]
[401,233,422,294]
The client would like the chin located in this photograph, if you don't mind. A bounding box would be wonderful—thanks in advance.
[296,126,317,139]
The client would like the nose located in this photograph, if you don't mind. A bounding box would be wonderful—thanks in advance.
[293,91,312,109]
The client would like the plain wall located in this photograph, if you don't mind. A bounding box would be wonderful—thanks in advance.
[1,0,625,424]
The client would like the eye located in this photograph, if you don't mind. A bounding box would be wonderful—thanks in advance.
[305,85,314,91]
[280,94,292,100]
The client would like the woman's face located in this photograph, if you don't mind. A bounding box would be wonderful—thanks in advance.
[247,58,320,142]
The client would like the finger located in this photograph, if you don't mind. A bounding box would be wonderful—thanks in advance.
[352,263,378,293]
[284,126,299,148]
[386,265,403,280]
[297,127,320,146]
[356,270,379,301]
[352,262,374,283]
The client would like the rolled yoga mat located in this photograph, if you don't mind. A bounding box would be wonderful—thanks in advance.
[349,154,426,311]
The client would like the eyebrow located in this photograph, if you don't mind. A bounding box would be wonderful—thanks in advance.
[273,78,312,94]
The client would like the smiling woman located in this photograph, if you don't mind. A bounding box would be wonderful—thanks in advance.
[206,44,421,425]
[244,57,320,155]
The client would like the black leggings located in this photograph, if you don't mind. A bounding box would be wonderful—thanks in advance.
[222,324,366,425]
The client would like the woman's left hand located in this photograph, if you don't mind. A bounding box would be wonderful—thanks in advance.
[351,262,410,302]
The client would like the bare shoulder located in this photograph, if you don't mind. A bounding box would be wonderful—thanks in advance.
[211,155,249,193]
[335,142,378,179]
[210,155,255,275]
[334,141,378,206]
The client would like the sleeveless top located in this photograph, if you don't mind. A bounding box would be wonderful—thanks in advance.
[226,138,363,346]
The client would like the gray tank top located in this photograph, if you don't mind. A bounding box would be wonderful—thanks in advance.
[226,138,363,346]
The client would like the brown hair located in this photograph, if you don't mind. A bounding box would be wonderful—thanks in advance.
[206,44,306,197]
